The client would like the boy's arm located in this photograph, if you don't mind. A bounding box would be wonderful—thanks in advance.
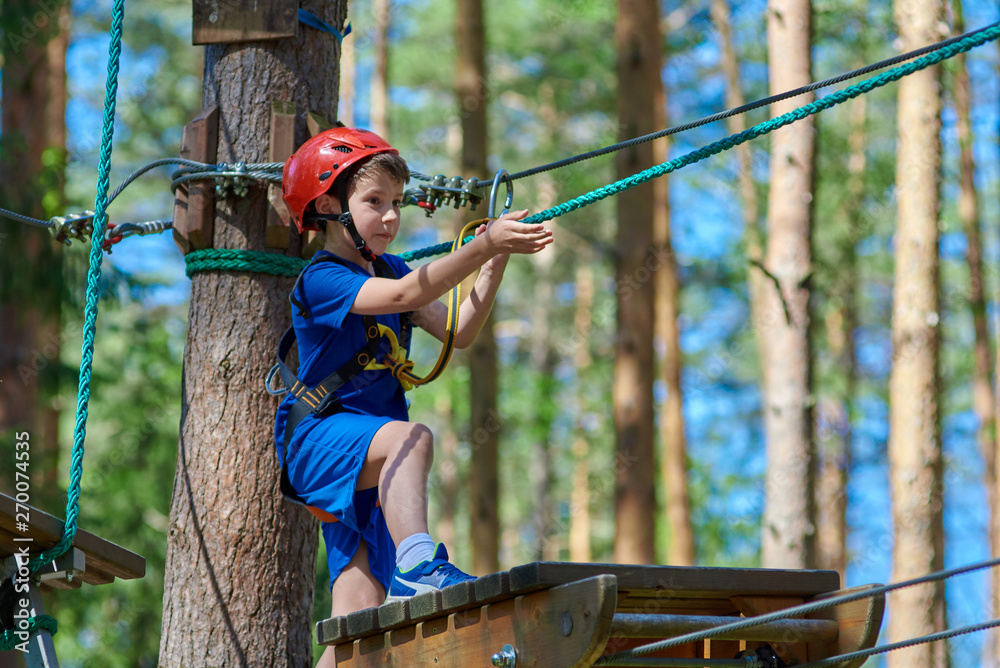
[350,210,550,316]
[411,228,511,349]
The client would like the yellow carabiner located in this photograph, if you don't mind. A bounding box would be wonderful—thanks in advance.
[365,218,489,392]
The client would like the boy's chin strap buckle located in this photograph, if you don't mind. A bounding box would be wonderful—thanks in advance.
[336,212,376,262]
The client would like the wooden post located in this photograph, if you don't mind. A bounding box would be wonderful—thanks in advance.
[172,105,219,253]
[266,100,296,249]
[192,0,297,45]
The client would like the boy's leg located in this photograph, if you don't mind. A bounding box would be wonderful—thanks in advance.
[356,420,433,544]
[315,540,384,668]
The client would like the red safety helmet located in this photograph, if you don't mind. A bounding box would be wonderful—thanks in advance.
[281,127,399,233]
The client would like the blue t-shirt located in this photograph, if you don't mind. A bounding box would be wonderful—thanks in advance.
[273,251,413,451]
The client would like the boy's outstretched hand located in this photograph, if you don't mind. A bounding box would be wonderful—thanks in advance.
[477,209,553,256]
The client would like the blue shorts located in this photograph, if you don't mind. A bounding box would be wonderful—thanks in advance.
[321,487,396,591]
[284,411,399,590]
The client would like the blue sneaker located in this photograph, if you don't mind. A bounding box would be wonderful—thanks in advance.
[386,544,475,601]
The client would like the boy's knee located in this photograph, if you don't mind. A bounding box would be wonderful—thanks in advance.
[409,423,434,459]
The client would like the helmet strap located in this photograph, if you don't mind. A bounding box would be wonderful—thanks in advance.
[336,212,376,262]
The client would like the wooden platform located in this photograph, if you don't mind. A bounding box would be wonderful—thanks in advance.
[0,492,145,589]
[317,562,884,667]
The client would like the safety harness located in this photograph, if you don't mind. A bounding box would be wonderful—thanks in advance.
[266,218,485,517]
[267,253,410,511]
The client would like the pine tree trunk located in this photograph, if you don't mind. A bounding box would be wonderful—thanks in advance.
[651,71,693,567]
[340,0,355,127]
[371,0,390,137]
[950,15,997,665]
[613,0,659,565]
[456,0,500,575]
[0,0,68,515]
[158,4,346,664]
[710,0,764,327]
[569,261,595,563]
[994,30,1000,668]
[816,93,864,579]
[887,2,946,666]
[760,0,816,570]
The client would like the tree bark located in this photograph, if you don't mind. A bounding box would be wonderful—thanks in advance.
[158,3,346,665]
[371,0,390,137]
[613,0,660,566]
[651,46,693,567]
[816,92,864,579]
[0,0,68,514]
[569,261,595,563]
[760,0,816,570]
[455,0,500,575]
[340,0,355,127]
[887,2,946,666]
[950,9,996,662]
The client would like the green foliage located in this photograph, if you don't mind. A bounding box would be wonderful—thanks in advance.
[48,283,184,668]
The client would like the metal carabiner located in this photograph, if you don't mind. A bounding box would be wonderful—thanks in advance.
[487,169,513,218]
[265,364,289,395]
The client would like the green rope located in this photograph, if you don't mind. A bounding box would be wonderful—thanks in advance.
[13,0,125,648]
[185,249,306,278]
[184,22,1000,275]
[0,615,59,651]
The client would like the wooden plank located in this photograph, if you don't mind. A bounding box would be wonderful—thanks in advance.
[509,562,840,600]
[0,493,145,584]
[731,595,808,665]
[705,638,741,660]
[610,612,838,643]
[266,100,296,249]
[806,584,885,668]
[172,106,219,253]
[192,0,296,45]
[328,575,618,668]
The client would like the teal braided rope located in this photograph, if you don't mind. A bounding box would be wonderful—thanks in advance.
[0,615,59,650]
[185,249,307,278]
[400,21,1000,261]
[27,0,126,572]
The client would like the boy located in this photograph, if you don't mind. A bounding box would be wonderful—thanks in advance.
[273,128,552,666]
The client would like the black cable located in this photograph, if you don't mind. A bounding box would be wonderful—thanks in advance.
[508,20,1000,181]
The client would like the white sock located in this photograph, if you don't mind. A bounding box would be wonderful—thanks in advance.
[396,533,436,572]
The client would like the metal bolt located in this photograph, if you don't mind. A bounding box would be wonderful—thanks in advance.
[491,644,516,668]
[561,611,573,636]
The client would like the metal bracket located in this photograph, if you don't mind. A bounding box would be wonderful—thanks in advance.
[49,211,95,246]
[491,643,517,668]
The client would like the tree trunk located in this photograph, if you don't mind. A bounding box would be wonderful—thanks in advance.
[455,0,499,575]
[816,92,864,579]
[158,3,346,664]
[371,0,390,137]
[994,29,1000,668]
[759,0,816,571]
[711,0,764,331]
[651,53,693,567]
[613,0,659,566]
[950,11,997,664]
[569,262,595,563]
[340,0,355,127]
[0,0,68,515]
[887,2,946,666]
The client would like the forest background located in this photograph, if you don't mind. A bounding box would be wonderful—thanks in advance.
[1,0,999,666]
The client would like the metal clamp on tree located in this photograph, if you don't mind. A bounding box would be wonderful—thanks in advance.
[412,168,513,217]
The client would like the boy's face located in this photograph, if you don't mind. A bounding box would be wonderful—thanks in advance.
[316,171,405,258]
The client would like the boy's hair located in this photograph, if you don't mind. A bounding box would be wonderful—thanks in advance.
[342,152,410,195]
[306,153,410,228]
